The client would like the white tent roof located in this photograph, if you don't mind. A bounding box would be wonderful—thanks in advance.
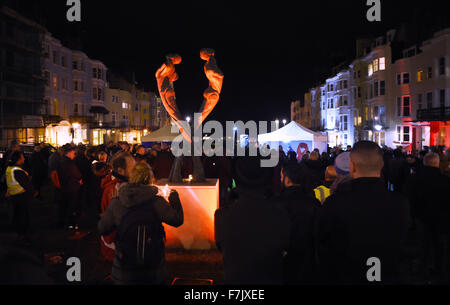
[141,124,180,142]
[258,121,325,143]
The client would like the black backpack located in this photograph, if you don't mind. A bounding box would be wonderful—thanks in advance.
[115,200,165,268]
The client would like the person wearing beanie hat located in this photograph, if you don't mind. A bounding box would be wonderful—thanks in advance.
[215,156,290,285]
[330,152,352,194]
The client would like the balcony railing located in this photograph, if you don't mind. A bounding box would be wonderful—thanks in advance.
[417,107,450,122]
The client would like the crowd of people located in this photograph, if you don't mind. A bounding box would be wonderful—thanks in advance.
[0,138,450,285]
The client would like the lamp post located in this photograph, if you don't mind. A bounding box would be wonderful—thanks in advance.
[282,119,287,126]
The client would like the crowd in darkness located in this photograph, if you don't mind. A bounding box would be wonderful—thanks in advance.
[0,138,449,285]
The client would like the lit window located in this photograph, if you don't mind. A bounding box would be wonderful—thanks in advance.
[122,102,128,109]
[417,70,423,82]
[53,75,58,90]
[379,57,385,70]
[368,64,373,76]
[373,59,379,72]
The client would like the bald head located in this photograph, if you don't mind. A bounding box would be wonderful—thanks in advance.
[350,141,384,178]
[423,152,440,168]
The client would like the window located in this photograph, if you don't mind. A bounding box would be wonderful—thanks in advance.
[358,87,361,98]
[403,126,411,142]
[122,102,129,109]
[98,69,103,80]
[403,73,410,84]
[43,71,50,86]
[358,70,361,78]
[373,59,379,72]
[93,88,98,100]
[52,75,58,90]
[81,81,85,92]
[343,96,348,106]
[397,97,401,117]
[417,70,423,82]
[341,115,348,131]
[439,57,446,76]
[396,126,402,142]
[428,67,433,79]
[397,74,401,85]
[402,96,411,117]
[379,57,385,70]
[427,92,433,109]
[374,81,379,97]
[93,68,97,78]
[418,94,423,110]
[80,62,85,71]
[43,44,50,58]
[112,112,117,126]
[53,51,58,64]
[396,126,411,143]
[53,99,59,115]
[73,80,79,91]
[380,80,385,96]
[330,84,334,91]
[73,60,78,70]
[344,80,348,89]
[62,77,67,90]
[74,104,79,115]
[440,89,446,108]
[368,63,373,76]
[61,55,66,67]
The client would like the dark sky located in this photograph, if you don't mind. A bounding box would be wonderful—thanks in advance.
[6,0,449,123]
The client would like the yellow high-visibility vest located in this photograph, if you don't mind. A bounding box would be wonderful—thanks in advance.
[6,166,28,196]
[314,185,331,205]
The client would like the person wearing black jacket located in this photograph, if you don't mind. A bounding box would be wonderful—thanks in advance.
[5,151,38,239]
[215,156,290,285]
[277,162,321,284]
[57,145,82,230]
[317,141,410,284]
[404,152,450,283]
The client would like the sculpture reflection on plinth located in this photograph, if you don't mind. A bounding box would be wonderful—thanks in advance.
[155,49,224,183]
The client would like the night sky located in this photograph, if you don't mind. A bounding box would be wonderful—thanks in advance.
[5,0,449,123]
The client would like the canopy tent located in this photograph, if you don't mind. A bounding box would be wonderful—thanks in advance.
[141,124,181,146]
[258,121,328,156]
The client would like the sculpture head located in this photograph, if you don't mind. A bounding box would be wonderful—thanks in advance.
[167,54,182,65]
[200,48,215,61]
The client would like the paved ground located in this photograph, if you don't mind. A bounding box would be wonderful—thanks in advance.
[0,180,225,285]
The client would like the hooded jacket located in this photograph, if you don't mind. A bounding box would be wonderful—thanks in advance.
[98,183,183,284]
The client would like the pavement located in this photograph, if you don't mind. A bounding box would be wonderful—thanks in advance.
[0,180,225,285]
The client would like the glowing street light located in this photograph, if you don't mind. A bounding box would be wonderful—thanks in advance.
[186,116,191,123]
[374,124,383,131]
[282,119,287,125]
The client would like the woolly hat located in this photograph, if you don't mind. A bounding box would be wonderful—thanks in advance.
[334,152,351,176]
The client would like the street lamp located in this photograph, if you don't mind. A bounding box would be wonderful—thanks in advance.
[186,116,191,123]
[282,119,287,126]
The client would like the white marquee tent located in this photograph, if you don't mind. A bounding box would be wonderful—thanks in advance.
[141,124,181,144]
[258,121,328,153]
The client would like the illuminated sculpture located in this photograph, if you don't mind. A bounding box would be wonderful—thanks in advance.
[155,49,224,183]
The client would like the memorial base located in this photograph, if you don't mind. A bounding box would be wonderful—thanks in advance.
[156,179,219,250]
